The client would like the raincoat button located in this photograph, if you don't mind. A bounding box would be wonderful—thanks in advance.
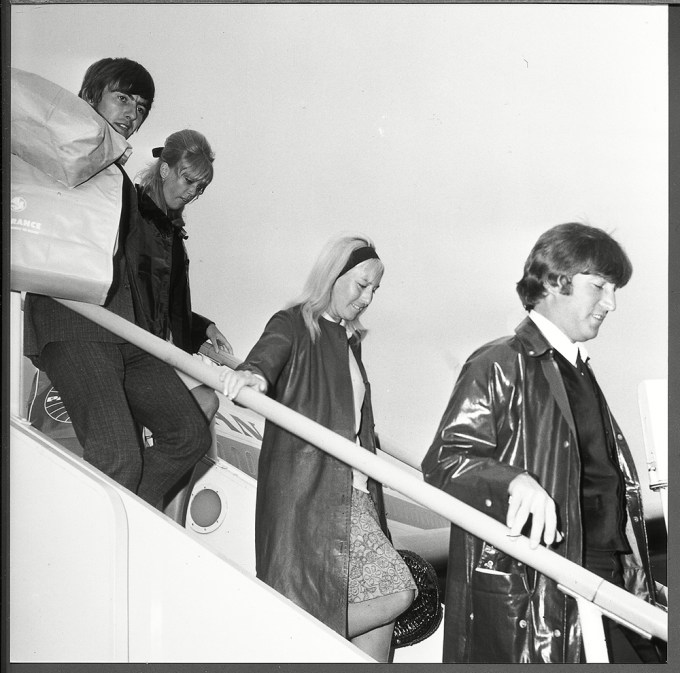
[485,499,492,507]
[469,613,474,621]
[519,619,527,628]
[553,629,561,637]
[563,441,569,448]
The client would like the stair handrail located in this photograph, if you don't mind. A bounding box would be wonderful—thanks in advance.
[22,297,667,643]
[196,342,421,470]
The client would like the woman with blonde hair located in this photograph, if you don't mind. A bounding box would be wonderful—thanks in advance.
[225,234,415,662]
[128,129,232,423]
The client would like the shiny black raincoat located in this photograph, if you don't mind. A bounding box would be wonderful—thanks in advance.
[237,306,389,637]
[422,317,659,663]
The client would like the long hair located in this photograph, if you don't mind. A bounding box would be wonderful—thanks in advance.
[137,129,214,215]
[79,57,155,116]
[294,234,384,342]
[516,222,633,310]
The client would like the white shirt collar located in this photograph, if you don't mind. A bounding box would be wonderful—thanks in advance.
[528,310,589,367]
[322,312,353,339]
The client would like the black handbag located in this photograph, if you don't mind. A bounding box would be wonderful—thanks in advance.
[392,549,443,648]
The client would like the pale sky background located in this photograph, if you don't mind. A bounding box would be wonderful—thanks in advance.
[11,3,668,518]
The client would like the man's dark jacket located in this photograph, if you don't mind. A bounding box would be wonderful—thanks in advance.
[422,317,659,663]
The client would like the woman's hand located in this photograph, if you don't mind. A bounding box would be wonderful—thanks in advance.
[221,369,268,401]
[206,323,233,355]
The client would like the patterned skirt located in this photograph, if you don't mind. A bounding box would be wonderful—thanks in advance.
[348,488,416,604]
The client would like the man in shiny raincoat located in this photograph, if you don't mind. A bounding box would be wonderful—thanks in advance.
[422,223,664,663]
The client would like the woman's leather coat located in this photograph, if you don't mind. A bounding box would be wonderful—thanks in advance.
[125,187,211,353]
[237,306,389,637]
[422,317,659,663]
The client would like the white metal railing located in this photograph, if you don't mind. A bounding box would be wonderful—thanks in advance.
[638,380,668,531]
[13,295,668,646]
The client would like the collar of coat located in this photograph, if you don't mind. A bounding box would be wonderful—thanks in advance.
[515,315,580,438]
[135,185,188,239]
[514,315,553,358]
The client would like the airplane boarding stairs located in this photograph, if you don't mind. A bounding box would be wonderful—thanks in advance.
[9,417,378,662]
[10,381,446,663]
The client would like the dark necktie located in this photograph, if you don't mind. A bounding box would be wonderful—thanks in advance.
[576,349,588,377]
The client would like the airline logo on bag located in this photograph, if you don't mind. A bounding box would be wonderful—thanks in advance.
[11,218,43,232]
[10,195,42,232]
[11,196,27,212]
[10,153,122,304]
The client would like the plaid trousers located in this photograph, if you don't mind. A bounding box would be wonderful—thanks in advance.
[40,340,211,507]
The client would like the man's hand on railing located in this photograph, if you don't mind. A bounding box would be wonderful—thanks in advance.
[507,472,563,549]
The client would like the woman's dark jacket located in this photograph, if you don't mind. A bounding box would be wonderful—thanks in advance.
[237,305,389,637]
[421,317,659,663]
[125,186,212,353]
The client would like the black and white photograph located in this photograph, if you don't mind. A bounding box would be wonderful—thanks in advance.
[5,1,671,666]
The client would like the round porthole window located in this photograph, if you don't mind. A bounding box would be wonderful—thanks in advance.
[188,485,226,533]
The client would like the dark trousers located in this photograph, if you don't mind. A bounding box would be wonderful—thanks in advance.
[40,340,211,508]
[583,549,663,663]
